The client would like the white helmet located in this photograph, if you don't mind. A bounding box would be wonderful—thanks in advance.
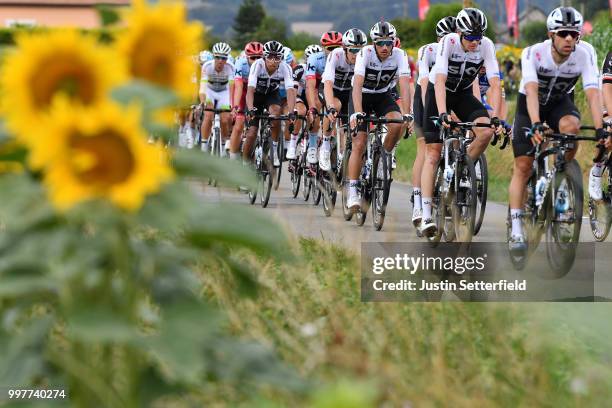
[263,40,284,58]
[456,8,487,35]
[370,21,397,41]
[343,28,368,47]
[304,44,323,58]
[436,16,457,38]
[198,50,213,64]
[212,42,231,57]
[283,46,295,64]
[547,7,583,33]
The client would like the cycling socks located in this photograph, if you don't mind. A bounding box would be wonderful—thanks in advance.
[413,188,422,211]
[422,197,432,220]
[349,179,359,196]
[322,136,331,151]
[229,152,240,160]
[510,209,523,236]
[308,132,318,148]
[591,162,605,177]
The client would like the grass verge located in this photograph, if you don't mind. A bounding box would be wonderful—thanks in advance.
[197,238,612,406]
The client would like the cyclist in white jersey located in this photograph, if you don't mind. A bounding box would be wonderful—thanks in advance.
[420,8,502,236]
[200,42,234,155]
[508,7,607,251]
[346,21,414,211]
[244,41,296,166]
[320,28,367,171]
[411,16,456,228]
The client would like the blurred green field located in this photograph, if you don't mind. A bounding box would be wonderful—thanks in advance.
[198,238,612,406]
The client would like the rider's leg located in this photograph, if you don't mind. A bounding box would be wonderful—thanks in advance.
[242,122,259,162]
[307,100,322,164]
[412,132,426,219]
[468,116,494,161]
[220,112,231,156]
[421,142,442,228]
[558,114,581,161]
[230,115,245,160]
[347,130,367,209]
[508,156,533,237]
[287,101,306,159]
[200,101,214,151]
[319,97,341,170]
[269,103,282,165]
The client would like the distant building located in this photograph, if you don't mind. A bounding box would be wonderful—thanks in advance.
[291,21,332,36]
[0,0,129,28]
[518,5,547,27]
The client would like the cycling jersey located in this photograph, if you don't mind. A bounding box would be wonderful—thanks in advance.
[247,58,294,95]
[322,48,355,91]
[417,42,438,83]
[305,51,327,82]
[200,60,234,93]
[293,63,307,98]
[353,46,410,94]
[234,56,251,82]
[602,51,612,85]
[519,40,599,106]
[478,71,504,96]
[430,33,499,92]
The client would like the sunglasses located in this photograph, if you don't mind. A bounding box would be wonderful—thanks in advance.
[347,47,362,54]
[214,56,228,60]
[463,34,483,42]
[374,39,394,47]
[248,56,262,61]
[265,54,282,61]
[555,30,580,39]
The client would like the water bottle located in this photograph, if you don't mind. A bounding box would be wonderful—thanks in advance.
[364,158,372,179]
[535,176,547,207]
[444,166,454,185]
[255,145,262,166]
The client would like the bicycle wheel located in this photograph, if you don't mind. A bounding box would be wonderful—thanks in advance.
[341,144,353,221]
[545,159,582,277]
[588,159,612,241]
[427,160,445,246]
[473,153,488,235]
[371,148,388,231]
[451,156,477,243]
[290,159,301,199]
[322,145,338,217]
[312,168,322,206]
[260,139,274,208]
[274,136,284,191]
[248,146,258,205]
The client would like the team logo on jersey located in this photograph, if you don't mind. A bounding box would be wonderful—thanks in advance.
[428,47,433,52]
[450,38,455,44]
[307,64,315,71]
[535,52,541,61]
[538,67,552,74]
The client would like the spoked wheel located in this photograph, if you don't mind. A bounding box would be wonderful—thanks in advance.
[443,199,455,242]
[274,136,284,191]
[371,149,389,231]
[473,153,488,235]
[452,156,477,243]
[545,160,583,278]
[588,160,612,241]
[301,156,311,201]
[312,168,322,206]
[290,159,301,198]
[427,160,445,246]
[341,146,353,221]
[260,142,274,208]
[322,175,337,217]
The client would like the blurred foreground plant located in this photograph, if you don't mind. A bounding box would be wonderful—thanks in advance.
[0,1,305,406]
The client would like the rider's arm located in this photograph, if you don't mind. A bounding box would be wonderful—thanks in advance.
[581,46,603,129]
[322,52,336,109]
[482,38,501,119]
[199,63,208,105]
[434,73,448,116]
[305,54,319,109]
[521,47,541,124]
[417,45,429,103]
[246,62,258,111]
[603,52,612,116]
[352,49,366,113]
[233,79,243,109]
[246,86,255,111]
[472,78,480,100]
[282,63,296,112]
[432,35,452,115]
[585,88,603,129]
[397,50,412,114]
[228,65,235,108]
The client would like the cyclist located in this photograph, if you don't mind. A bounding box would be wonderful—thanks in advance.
[305,31,343,166]
[589,50,612,201]
[347,21,413,212]
[411,16,456,228]
[286,44,323,160]
[280,47,298,157]
[420,8,501,236]
[200,42,234,155]
[508,7,605,251]
[230,41,264,160]
[321,28,367,171]
[244,40,296,165]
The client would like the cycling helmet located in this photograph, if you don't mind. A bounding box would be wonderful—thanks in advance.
[436,16,457,38]
[394,37,401,48]
[370,21,397,41]
[320,31,343,47]
[212,42,231,57]
[283,46,295,64]
[456,8,487,35]
[547,7,583,32]
[263,40,284,57]
[198,50,213,64]
[244,41,264,57]
[305,44,323,58]
[342,28,368,47]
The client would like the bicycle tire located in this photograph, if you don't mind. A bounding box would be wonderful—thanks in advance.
[274,136,283,191]
[312,169,322,206]
[427,160,445,246]
[473,153,488,235]
[588,159,612,242]
[260,138,273,208]
[341,142,353,221]
[452,156,477,243]
[371,148,388,231]
[545,159,583,278]
[322,144,338,217]
[290,158,301,199]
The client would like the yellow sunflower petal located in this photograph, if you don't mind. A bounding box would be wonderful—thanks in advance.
[0,29,125,146]
[34,101,173,212]
[115,0,203,101]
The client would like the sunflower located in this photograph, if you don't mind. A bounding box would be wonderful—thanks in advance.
[0,30,124,145]
[115,0,203,100]
[32,101,173,212]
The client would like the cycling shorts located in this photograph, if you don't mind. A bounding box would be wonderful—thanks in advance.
[349,90,401,132]
[204,87,231,110]
[333,88,351,125]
